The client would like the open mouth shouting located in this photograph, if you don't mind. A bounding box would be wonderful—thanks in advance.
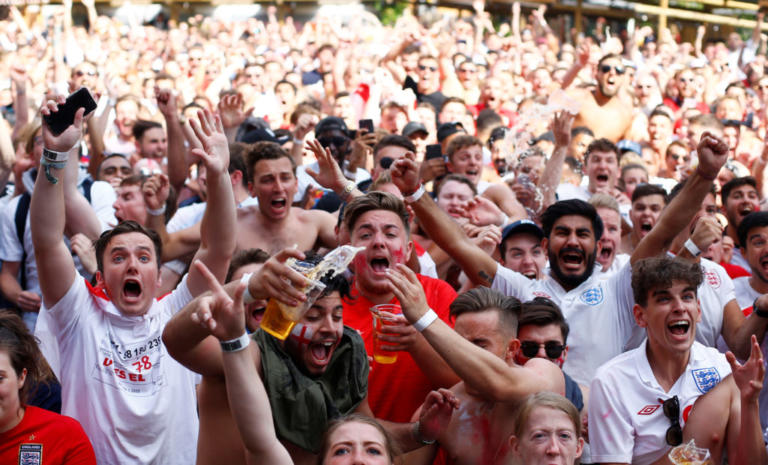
[308,338,340,370]
[595,173,610,186]
[369,256,390,274]
[667,319,691,341]
[269,196,288,216]
[599,245,613,263]
[122,278,143,303]
[639,221,654,236]
[559,247,585,272]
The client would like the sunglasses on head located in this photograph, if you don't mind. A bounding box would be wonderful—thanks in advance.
[661,396,683,446]
[419,65,438,72]
[519,341,566,359]
[599,65,625,75]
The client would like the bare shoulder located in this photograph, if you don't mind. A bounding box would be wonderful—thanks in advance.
[298,208,336,226]
[523,358,566,393]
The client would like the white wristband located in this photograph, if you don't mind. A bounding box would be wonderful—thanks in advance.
[240,273,255,303]
[220,332,251,352]
[146,204,166,216]
[413,309,438,332]
[684,238,702,257]
[404,184,426,204]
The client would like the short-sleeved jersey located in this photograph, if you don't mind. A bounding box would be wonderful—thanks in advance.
[589,341,731,465]
[43,275,199,465]
[343,274,456,422]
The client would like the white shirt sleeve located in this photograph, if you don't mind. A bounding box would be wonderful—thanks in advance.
[611,261,637,346]
[44,276,89,339]
[589,374,635,463]
[0,197,24,262]
[491,264,532,301]
[88,181,118,232]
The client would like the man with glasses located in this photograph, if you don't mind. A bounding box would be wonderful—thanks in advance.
[568,54,634,142]
[514,298,584,412]
[588,256,764,465]
[395,287,565,465]
[403,55,446,112]
[663,68,710,118]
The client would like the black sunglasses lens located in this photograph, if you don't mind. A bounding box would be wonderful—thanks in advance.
[544,343,565,359]
[662,396,682,446]
[666,425,683,446]
[380,156,394,169]
[520,342,539,358]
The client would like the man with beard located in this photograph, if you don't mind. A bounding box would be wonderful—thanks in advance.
[619,184,668,254]
[389,132,729,386]
[721,177,761,270]
[567,54,634,142]
[590,194,628,275]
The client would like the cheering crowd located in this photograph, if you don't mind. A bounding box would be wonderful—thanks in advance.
[3,1,768,464]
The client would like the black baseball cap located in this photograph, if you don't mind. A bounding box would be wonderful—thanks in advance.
[501,219,545,243]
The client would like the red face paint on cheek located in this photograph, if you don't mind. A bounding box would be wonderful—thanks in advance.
[392,248,405,264]
[353,252,368,272]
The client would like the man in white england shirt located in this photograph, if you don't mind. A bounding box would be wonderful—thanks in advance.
[31,100,236,464]
[389,132,731,386]
[588,256,766,465]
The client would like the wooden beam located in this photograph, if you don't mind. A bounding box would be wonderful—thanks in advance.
[634,3,768,31]
[659,0,668,31]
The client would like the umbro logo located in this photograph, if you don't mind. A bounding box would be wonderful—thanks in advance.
[637,405,660,415]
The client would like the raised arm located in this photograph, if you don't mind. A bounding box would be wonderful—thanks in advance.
[631,133,728,264]
[32,98,84,306]
[156,87,188,193]
[184,111,237,296]
[538,111,574,209]
[386,265,564,401]
[190,261,292,465]
[390,155,499,286]
[163,249,311,376]
[729,336,768,465]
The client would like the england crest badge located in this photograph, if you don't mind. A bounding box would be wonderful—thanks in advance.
[19,444,42,465]
[691,367,720,394]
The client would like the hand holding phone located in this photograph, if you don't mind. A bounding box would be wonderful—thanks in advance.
[43,87,97,136]
[359,119,374,134]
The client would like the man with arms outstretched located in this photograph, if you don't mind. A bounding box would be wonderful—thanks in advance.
[31,100,236,464]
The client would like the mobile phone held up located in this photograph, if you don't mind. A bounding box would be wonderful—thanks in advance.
[43,88,97,136]
[425,144,443,161]
[359,119,374,134]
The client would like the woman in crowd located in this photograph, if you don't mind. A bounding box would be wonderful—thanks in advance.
[510,392,584,465]
[0,311,95,464]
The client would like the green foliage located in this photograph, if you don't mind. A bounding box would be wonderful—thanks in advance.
[374,0,410,26]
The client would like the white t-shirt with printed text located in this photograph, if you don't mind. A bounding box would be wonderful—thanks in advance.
[44,275,198,465]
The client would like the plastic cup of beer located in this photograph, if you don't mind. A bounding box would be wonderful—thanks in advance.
[371,304,402,364]
[260,261,326,340]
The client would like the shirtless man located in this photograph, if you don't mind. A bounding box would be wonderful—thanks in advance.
[389,284,564,465]
[568,54,634,142]
[236,141,337,253]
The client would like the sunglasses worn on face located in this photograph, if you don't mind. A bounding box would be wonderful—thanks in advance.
[520,341,566,359]
[318,136,350,148]
[661,396,683,446]
[600,65,625,75]
[419,65,438,72]
[76,70,97,77]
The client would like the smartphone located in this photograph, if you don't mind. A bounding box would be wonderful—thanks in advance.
[359,119,374,134]
[425,144,443,160]
[43,87,97,136]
